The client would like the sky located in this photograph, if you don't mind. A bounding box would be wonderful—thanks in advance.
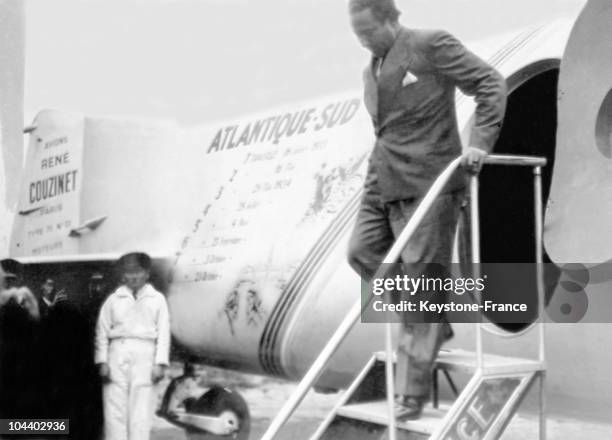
[23,0,587,126]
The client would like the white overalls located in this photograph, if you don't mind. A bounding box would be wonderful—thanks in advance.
[95,283,170,440]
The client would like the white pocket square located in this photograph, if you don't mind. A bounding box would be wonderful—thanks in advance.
[402,71,418,87]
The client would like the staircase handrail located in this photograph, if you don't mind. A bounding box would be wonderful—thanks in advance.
[259,154,546,440]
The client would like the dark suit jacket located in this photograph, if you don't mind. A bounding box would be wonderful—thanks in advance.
[363,27,507,202]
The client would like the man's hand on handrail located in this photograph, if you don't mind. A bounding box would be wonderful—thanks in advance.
[462,146,488,174]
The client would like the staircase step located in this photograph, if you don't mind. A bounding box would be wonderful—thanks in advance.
[375,349,544,374]
[337,400,448,435]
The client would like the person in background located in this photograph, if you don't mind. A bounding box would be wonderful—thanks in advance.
[95,252,170,440]
[38,277,56,319]
[86,271,109,328]
[0,259,40,422]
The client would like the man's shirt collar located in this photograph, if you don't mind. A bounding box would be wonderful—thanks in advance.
[115,283,155,299]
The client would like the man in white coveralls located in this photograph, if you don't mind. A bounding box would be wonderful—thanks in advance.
[95,252,170,440]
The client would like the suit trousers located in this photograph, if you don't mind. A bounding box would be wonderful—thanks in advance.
[348,189,463,398]
[104,338,156,440]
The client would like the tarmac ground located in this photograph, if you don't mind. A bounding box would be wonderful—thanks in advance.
[150,366,612,440]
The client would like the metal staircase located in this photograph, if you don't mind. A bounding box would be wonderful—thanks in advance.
[311,349,544,440]
[261,154,548,440]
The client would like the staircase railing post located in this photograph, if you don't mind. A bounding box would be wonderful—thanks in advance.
[469,172,483,369]
[534,166,545,362]
[385,322,397,440]
[533,165,546,440]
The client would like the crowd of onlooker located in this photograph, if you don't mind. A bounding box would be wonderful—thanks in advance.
[0,259,104,439]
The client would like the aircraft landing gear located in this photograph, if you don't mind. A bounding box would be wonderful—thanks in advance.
[182,385,250,440]
[158,367,251,440]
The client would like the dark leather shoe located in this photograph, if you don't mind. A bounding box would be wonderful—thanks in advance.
[394,396,425,420]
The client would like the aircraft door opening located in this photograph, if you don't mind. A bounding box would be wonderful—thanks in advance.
[480,63,558,264]
[476,63,560,332]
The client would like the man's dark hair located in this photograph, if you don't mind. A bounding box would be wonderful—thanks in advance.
[117,252,152,272]
[349,0,401,24]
